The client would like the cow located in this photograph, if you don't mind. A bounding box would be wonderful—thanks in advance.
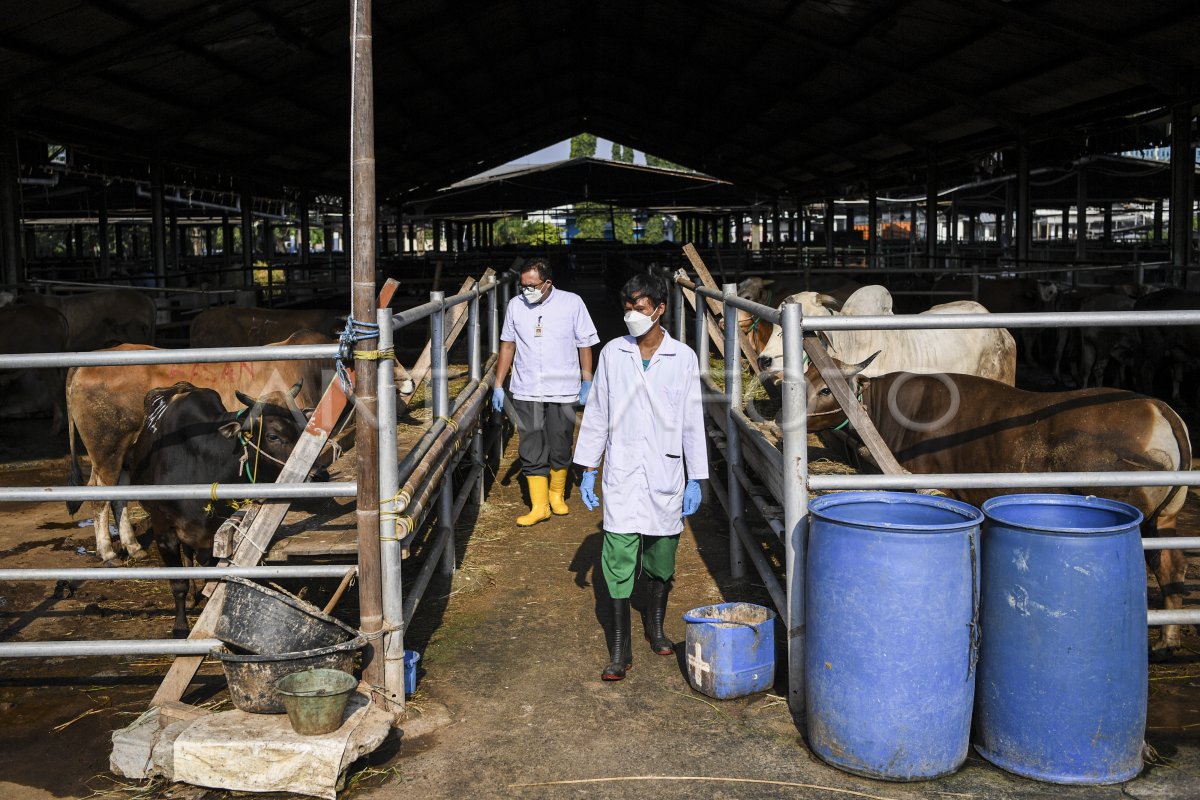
[126,381,306,636]
[805,355,1192,658]
[736,276,861,352]
[0,305,70,431]
[1133,288,1200,409]
[189,306,346,348]
[1075,293,1139,390]
[754,284,1017,389]
[22,288,157,350]
[65,330,332,565]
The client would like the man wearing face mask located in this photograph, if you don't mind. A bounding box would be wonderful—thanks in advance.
[573,271,707,681]
[494,258,599,526]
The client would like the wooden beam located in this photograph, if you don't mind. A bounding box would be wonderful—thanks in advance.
[150,279,400,708]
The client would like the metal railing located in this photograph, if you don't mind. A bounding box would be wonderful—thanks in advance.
[0,269,514,713]
[672,269,1200,718]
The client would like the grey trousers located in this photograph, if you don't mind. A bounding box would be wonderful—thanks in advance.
[508,397,576,476]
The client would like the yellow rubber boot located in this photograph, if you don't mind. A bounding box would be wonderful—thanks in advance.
[516,475,552,526]
[548,468,570,516]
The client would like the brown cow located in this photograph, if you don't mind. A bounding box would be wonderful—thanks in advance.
[22,288,157,350]
[65,330,333,565]
[0,305,70,431]
[806,357,1192,658]
[190,306,345,348]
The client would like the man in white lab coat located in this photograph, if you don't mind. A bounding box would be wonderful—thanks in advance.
[573,272,708,681]
[493,259,599,525]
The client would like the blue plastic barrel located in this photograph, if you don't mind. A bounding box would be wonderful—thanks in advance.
[681,603,775,699]
[975,494,1146,784]
[806,491,982,781]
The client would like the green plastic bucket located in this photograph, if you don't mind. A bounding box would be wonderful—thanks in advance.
[274,668,358,736]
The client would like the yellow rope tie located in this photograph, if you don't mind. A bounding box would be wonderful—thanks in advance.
[439,416,459,433]
[205,482,254,516]
[354,348,397,362]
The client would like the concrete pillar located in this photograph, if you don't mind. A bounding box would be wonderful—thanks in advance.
[1061,205,1071,243]
[949,196,960,259]
[0,129,18,286]
[867,181,879,268]
[1076,164,1088,261]
[1170,102,1195,277]
[1016,143,1031,265]
[1103,203,1114,244]
[1154,198,1164,243]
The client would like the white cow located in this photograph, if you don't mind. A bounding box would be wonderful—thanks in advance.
[755,284,1017,388]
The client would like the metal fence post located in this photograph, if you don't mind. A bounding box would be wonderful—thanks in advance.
[376,307,405,712]
[468,287,484,504]
[430,291,455,576]
[723,283,746,580]
[673,279,685,342]
[781,302,808,720]
[490,276,505,471]
[695,288,709,372]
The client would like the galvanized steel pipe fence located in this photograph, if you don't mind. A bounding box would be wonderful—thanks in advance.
[0,271,514,711]
[670,269,1200,717]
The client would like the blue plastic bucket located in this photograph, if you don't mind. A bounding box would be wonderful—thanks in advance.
[681,603,775,699]
[975,494,1146,784]
[404,650,421,696]
[806,491,983,781]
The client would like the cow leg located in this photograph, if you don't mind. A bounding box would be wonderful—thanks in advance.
[93,502,121,567]
[115,472,147,561]
[1146,491,1189,659]
[1078,340,1096,389]
[157,534,191,639]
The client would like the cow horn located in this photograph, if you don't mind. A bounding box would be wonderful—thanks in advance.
[289,379,303,399]
[235,390,255,408]
[815,293,841,311]
[847,351,880,376]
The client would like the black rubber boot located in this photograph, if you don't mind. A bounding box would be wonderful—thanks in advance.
[602,598,633,681]
[645,579,675,655]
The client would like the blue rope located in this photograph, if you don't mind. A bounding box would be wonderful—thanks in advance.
[336,318,381,393]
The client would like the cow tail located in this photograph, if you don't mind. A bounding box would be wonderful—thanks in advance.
[1148,401,1192,526]
[66,411,84,516]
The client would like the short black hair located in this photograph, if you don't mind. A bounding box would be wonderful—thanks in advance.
[521,258,552,282]
[621,271,669,310]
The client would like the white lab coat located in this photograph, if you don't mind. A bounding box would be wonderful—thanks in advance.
[573,331,709,537]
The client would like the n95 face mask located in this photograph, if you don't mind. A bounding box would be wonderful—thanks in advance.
[522,285,545,304]
[624,308,659,337]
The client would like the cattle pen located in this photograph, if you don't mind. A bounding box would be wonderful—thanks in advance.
[0,269,514,718]
[665,262,1200,718]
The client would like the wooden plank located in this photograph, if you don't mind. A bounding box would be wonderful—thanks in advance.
[682,244,725,317]
[678,257,763,377]
[150,279,400,708]
[802,336,910,477]
[397,268,494,407]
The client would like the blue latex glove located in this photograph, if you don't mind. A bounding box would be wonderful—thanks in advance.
[491,387,505,413]
[682,480,702,517]
[580,470,600,510]
[578,380,592,406]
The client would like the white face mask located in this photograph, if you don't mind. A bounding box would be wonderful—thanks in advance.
[624,307,661,338]
[522,282,547,304]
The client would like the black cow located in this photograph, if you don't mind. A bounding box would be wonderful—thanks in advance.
[126,380,305,637]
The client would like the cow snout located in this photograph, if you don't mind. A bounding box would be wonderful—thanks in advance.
[757,355,774,371]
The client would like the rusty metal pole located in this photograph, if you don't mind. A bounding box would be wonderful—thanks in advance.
[350,0,384,694]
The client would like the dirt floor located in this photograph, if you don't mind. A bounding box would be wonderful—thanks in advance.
[1,411,1200,799]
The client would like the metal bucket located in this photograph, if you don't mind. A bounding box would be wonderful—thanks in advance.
[275,668,359,736]
[213,635,366,713]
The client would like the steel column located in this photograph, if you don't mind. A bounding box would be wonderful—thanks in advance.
[151,158,167,287]
[723,283,746,580]
[1017,143,1031,265]
[1171,102,1195,280]
[867,179,878,269]
[98,189,110,278]
[350,0,384,692]
[240,177,254,286]
[300,191,311,266]
[377,307,405,712]
[823,201,835,261]
[430,290,455,575]
[926,158,938,266]
[780,301,808,719]
[468,287,484,504]
[0,129,17,286]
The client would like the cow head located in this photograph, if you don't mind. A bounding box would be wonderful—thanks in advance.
[222,380,305,481]
[804,352,879,431]
[755,294,840,377]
